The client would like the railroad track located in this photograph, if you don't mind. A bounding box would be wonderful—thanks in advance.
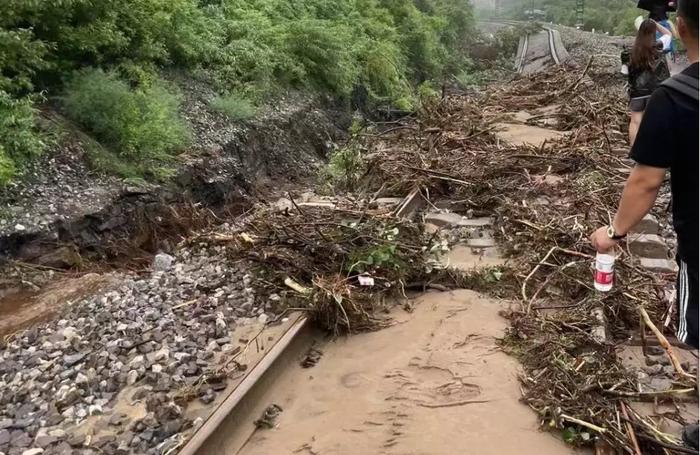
[545,27,562,65]
[177,315,310,455]
[477,19,568,74]
[516,26,569,74]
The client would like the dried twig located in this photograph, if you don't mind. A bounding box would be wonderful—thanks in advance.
[639,306,694,380]
[620,403,641,455]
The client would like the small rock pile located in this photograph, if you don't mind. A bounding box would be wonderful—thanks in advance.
[0,141,122,238]
[0,236,277,454]
[635,346,698,393]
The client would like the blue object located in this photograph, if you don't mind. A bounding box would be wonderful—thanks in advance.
[656,19,675,53]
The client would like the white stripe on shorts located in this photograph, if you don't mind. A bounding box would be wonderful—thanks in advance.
[677,261,688,343]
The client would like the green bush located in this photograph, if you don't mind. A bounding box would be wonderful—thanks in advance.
[0,151,15,185]
[210,94,257,120]
[280,20,360,96]
[0,91,46,185]
[62,69,189,172]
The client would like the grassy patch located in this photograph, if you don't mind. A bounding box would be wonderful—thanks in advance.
[62,69,189,177]
[210,94,257,120]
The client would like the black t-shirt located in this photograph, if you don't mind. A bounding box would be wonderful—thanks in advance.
[630,62,699,266]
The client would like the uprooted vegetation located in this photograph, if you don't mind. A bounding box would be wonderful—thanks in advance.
[226,202,444,334]
[206,60,695,453]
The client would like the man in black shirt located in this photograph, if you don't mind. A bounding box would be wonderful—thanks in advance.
[590,0,698,447]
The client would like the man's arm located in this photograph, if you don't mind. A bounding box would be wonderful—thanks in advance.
[613,165,666,232]
[591,165,666,252]
[590,87,675,254]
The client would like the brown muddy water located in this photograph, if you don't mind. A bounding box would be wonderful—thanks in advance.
[232,290,579,455]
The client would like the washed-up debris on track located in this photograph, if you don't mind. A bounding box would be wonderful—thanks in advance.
[209,199,446,335]
[355,60,696,453]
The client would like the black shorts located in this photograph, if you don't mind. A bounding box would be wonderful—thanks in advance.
[629,96,650,112]
[677,259,699,349]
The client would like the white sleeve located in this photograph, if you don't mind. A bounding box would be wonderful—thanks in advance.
[658,34,672,51]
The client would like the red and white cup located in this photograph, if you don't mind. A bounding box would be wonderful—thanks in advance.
[594,253,615,292]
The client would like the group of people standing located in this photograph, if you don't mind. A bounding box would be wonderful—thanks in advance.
[592,0,698,447]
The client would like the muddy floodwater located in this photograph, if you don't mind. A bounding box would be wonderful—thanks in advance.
[234,290,579,455]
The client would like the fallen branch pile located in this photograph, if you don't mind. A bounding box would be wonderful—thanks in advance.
[357,60,695,453]
[219,199,443,334]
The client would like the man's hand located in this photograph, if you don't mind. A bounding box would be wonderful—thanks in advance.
[590,226,618,253]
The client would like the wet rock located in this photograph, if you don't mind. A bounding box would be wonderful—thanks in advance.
[649,377,673,392]
[66,433,84,447]
[645,346,664,356]
[158,419,183,438]
[0,430,9,445]
[643,364,664,375]
[33,435,56,448]
[645,355,670,367]
[45,430,63,439]
[10,431,31,448]
[94,435,115,448]
[153,254,174,272]
[126,370,139,386]
[62,353,85,367]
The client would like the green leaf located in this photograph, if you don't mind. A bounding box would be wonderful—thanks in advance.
[562,427,577,444]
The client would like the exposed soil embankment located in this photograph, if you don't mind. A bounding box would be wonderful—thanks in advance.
[0,88,350,269]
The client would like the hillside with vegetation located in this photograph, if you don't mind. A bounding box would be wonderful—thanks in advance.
[495,0,643,35]
[0,0,475,186]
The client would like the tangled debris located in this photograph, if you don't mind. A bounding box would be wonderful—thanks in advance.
[352,60,696,453]
[301,347,323,368]
[254,404,283,430]
[214,198,445,335]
